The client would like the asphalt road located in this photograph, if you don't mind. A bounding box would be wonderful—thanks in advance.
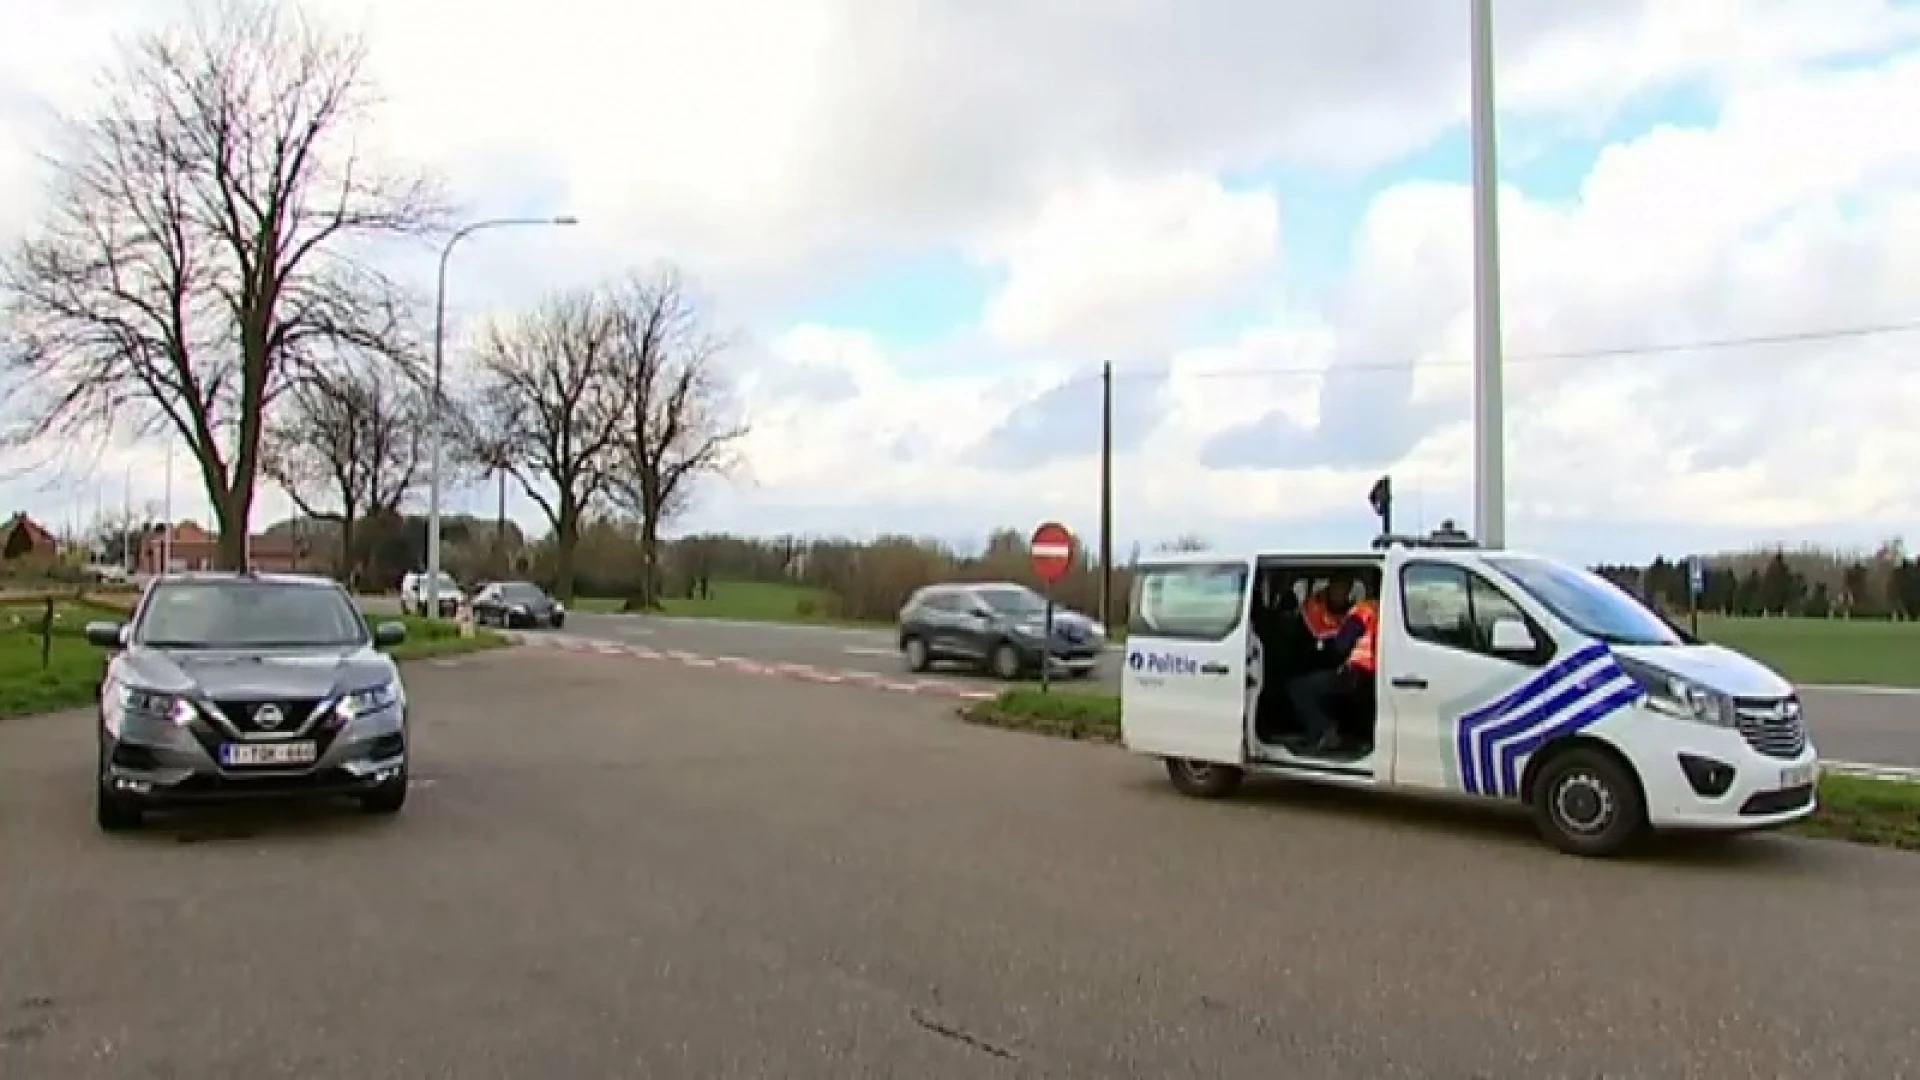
[5,647,1919,1077]
[548,612,1920,768]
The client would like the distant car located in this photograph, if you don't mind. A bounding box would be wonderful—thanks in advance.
[470,581,565,629]
[399,570,462,618]
[85,571,412,831]
[897,581,1104,680]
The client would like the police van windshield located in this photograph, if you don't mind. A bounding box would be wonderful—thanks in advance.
[1484,556,1684,647]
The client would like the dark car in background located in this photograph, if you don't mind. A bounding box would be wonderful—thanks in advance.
[86,572,411,831]
[470,581,566,629]
[897,581,1104,680]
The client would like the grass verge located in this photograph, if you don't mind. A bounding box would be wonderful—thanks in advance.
[1695,615,1920,688]
[579,580,881,627]
[0,604,506,721]
[959,689,1920,852]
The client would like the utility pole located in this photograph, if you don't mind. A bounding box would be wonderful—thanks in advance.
[1098,361,1115,635]
[1470,0,1508,546]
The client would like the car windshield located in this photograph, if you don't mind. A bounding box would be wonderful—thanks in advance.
[498,583,546,602]
[1484,556,1684,647]
[136,580,369,649]
[975,587,1045,615]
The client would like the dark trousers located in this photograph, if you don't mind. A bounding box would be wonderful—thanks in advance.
[1287,668,1348,742]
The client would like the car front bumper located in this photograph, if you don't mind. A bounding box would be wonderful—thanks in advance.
[103,703,407,805]
[1637,722,1819,831]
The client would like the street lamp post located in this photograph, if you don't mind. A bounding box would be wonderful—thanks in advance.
[1469,0,1507,547]
[423,215,578,619]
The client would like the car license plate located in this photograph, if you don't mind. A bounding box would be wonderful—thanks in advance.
[1780,763,1815,789]
[221,741,317,767]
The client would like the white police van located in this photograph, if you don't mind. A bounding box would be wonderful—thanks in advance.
[1120,530,1818,857]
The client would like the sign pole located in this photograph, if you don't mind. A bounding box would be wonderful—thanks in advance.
[1041,587,1055,694]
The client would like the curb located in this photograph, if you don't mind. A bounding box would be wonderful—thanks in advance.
[1820,760,1920,783]
[505,632,1000,701]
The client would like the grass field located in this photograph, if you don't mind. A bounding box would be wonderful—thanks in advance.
[963,689,1920,851]
[0,598,504,721]
[575,580,863,624]
[1694,615,1918,687]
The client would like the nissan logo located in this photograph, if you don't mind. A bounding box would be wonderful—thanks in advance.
[253,703,285,730]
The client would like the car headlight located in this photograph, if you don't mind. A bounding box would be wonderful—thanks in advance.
[552,601,564,612]
[115,686,197,726]
[1616,656,1732,727]
[510,604,528,615]
[1009,622,1042,639]
[334,682,400,721]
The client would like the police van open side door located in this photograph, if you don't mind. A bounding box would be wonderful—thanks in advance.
[1120,558,1253,765]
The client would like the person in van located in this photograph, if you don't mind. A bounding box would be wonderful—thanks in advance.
[1285,572,1378,752]
[1297,579,1346,640]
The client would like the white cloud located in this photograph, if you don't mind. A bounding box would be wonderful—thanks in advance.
[978,174,1279,356]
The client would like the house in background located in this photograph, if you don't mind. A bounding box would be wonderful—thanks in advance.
[2,512,59,561]
[138,520,315,574]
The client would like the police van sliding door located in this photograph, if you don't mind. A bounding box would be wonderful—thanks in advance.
[1121,560,1252,765]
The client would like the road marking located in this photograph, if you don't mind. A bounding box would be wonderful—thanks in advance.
[843,646,898,657]
[1821,760,1920,782]
[1802,684,1920,697]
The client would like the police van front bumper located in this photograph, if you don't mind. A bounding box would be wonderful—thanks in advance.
[1638,719,1819,831]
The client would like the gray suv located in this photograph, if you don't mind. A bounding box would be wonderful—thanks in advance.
[897,582,1104,680]
[86,572,412,831]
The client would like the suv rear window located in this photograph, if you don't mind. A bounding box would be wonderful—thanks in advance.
[1128,562,1248,641]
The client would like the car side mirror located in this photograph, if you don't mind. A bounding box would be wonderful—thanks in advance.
[84,620,125,649]
[1489,617,1536,654]
[372,620,408,647]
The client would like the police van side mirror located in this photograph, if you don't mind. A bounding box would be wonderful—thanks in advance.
[1488,617,1536,654]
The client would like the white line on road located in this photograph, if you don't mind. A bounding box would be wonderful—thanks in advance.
[1822,760,1920,782]
[1801,684,1920,697]
[843,646,898,657]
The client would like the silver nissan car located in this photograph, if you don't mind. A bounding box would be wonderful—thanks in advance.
[86,572,411,831]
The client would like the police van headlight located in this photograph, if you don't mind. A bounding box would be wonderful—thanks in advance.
[1616,656,1733,727]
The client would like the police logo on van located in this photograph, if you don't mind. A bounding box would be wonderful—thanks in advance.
[1127,650,1201,676]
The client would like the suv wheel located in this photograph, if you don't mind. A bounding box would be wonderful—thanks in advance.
[989,642,1022,681]
[361,769,408,815]
[902,636,930,672]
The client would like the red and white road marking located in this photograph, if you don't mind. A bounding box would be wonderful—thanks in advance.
[506,632,999,700]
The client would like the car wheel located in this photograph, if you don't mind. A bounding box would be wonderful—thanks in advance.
[361,769,408,815]
[1529,747,1646,857]
[1164,757,1245,799]
[552,614,564,629]
[988,642,1024,681]
[903,636,930,672]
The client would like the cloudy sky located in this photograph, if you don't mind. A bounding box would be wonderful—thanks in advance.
[4,0,1920,565]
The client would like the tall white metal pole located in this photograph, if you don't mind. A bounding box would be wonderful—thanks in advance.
[1469,0,1507,547]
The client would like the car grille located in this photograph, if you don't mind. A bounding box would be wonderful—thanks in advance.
[213,699,321,736]
[1733,696,1807,759]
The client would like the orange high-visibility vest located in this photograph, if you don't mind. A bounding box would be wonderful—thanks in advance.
[1345,601,1379,674]
[1301,593,1343,639]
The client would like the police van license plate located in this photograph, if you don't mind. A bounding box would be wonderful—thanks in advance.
[222,742,316,767]
[1780,763,1815,789]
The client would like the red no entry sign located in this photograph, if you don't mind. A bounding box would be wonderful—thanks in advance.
[1029,521,1075,583]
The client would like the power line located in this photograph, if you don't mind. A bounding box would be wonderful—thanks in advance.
[1075,316,1920,387]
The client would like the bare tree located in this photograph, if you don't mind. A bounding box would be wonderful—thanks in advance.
[260,358,425,581]
[601,270,747,610]
[472,290,625,600]
[0,0,444,569]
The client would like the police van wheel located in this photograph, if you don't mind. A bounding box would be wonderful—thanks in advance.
[1165,758,1244,799]
[1529,747,1646,857]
